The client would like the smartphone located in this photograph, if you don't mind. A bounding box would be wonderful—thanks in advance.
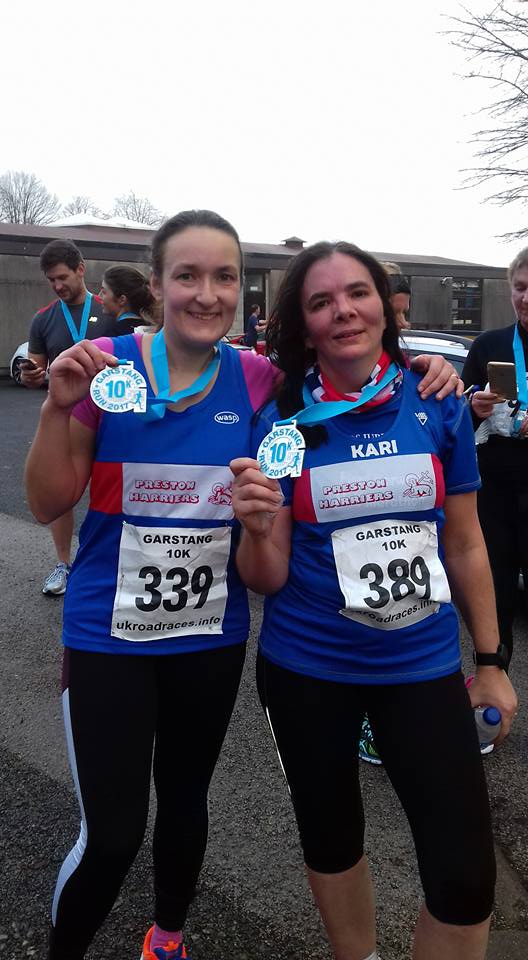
[20,358,39,371]
[487,361,518,401]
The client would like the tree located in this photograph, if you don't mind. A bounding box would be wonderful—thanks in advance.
[62,195,106,218]
[112,191,162,226]
[448,1,528,238]
[0,170,61,224]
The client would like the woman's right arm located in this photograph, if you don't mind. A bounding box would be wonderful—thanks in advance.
[230,457,292,594]
[25,340,118,522]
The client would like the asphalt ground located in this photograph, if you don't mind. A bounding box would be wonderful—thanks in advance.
[1,378,528,959]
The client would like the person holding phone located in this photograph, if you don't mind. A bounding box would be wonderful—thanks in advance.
[462,246,528,670]
[23,239,109,597]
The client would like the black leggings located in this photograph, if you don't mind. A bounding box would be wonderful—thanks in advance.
[257,654,496,926]
[49,643,246,960]
[477,468,528,667]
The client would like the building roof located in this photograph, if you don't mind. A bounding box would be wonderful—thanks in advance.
[0,221,507,278]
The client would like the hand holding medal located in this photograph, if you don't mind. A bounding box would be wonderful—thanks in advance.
[48,340,121,411]
[230,457,285,539]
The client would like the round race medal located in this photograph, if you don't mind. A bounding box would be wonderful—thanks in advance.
[90,362,147,414]
[257,421,305,479]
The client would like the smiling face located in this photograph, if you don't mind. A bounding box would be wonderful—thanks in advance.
[45,262,86,304]
[511,265,528,332]
[301,252,386,387]
[151,226,241,351]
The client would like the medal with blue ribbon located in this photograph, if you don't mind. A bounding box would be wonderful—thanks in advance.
[257,362,400,478]
[61,292,94,343]
[90,362,147,413]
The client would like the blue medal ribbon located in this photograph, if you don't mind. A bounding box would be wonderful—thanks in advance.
[117,312,141,323]
[61,292,93,343]
[513,325,528,409]
[275,362,400,426]
[141,329,221,421]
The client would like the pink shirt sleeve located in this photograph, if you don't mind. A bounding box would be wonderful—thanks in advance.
[71,336,126,431]
[238,350,283,411]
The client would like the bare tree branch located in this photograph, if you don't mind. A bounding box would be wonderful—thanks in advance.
[62,195,107,218]
[112,191,162,226]
[446,2,528,236]
[0,170,61,224]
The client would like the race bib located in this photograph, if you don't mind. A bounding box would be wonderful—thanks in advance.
[331,519,451,631]
[111,523,231,641]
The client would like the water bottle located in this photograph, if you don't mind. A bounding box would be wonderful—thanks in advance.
[475,706,501,752]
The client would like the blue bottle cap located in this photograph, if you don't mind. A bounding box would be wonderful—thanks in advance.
[482,707,501,726]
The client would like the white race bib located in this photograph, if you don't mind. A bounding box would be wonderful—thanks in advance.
[111,523,232,641]
[331,519,451,631]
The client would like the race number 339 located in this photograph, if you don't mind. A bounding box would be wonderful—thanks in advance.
[111,522,232,641]
[331,519,451,630]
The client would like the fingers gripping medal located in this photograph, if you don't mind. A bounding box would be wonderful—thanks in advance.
[257,421,305,479]
[90,362,147,414]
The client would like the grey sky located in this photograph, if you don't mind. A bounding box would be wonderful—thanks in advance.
[3,0,520,266]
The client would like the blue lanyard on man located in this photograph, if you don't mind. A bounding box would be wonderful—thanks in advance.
[142,328,221,421]
[511,325,528,436]
[61,292,93,343]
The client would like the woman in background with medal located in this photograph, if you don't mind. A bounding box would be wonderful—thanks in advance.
[230,241,517,960]
[99,264,158,335]
[463,247,528,672]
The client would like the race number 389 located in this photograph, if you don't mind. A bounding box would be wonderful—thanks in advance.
[111,523,232,641]
[331,519,451,631]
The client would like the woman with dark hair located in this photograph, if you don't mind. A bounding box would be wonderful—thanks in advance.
[100,264,157,334]
[231,241,516,960]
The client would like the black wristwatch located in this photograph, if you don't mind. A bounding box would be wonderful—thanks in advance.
[473,643,509,670]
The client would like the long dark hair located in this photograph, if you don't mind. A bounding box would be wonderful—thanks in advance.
[266,241,405,442]
[103,265,156,320]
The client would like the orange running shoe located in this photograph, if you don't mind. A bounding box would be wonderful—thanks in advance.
[141,926,188,959]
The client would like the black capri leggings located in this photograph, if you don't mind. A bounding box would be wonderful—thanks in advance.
[49,643,246,960]
[257,654,496,926]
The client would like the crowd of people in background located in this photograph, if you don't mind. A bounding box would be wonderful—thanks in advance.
[17,216,522,960]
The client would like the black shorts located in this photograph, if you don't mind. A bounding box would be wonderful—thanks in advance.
[257,654,496,926]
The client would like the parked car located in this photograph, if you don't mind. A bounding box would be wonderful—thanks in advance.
[10,341,29,385]
[400,329,472,376]
[225,333,266,355]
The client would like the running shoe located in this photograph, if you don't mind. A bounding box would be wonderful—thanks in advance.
[42,562,71,596]
[141,926,188,959]
[358,716,382,765]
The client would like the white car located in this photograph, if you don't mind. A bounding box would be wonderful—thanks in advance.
[9,341,29,385]
[400,329,471,376]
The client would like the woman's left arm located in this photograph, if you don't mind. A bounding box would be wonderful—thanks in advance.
[442,492,518,742]
[410,353,463,400]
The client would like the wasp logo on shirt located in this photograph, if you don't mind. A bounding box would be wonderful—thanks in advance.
[415,411,428,426]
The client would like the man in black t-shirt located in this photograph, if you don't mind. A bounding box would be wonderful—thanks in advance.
[243,304,266,348]
[22,239,110,597]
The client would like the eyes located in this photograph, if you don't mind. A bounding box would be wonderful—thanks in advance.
[173,270,239,284]
[309,287,371,312]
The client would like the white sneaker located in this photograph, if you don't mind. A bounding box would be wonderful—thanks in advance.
[42,562,71,596]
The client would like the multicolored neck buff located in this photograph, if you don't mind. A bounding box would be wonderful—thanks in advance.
[304,351,403,412]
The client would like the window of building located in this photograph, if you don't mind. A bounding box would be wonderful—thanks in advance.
[451,279,482,330]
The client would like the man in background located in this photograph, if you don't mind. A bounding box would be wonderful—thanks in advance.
[21,239,109,596]
[243,303,266,348]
